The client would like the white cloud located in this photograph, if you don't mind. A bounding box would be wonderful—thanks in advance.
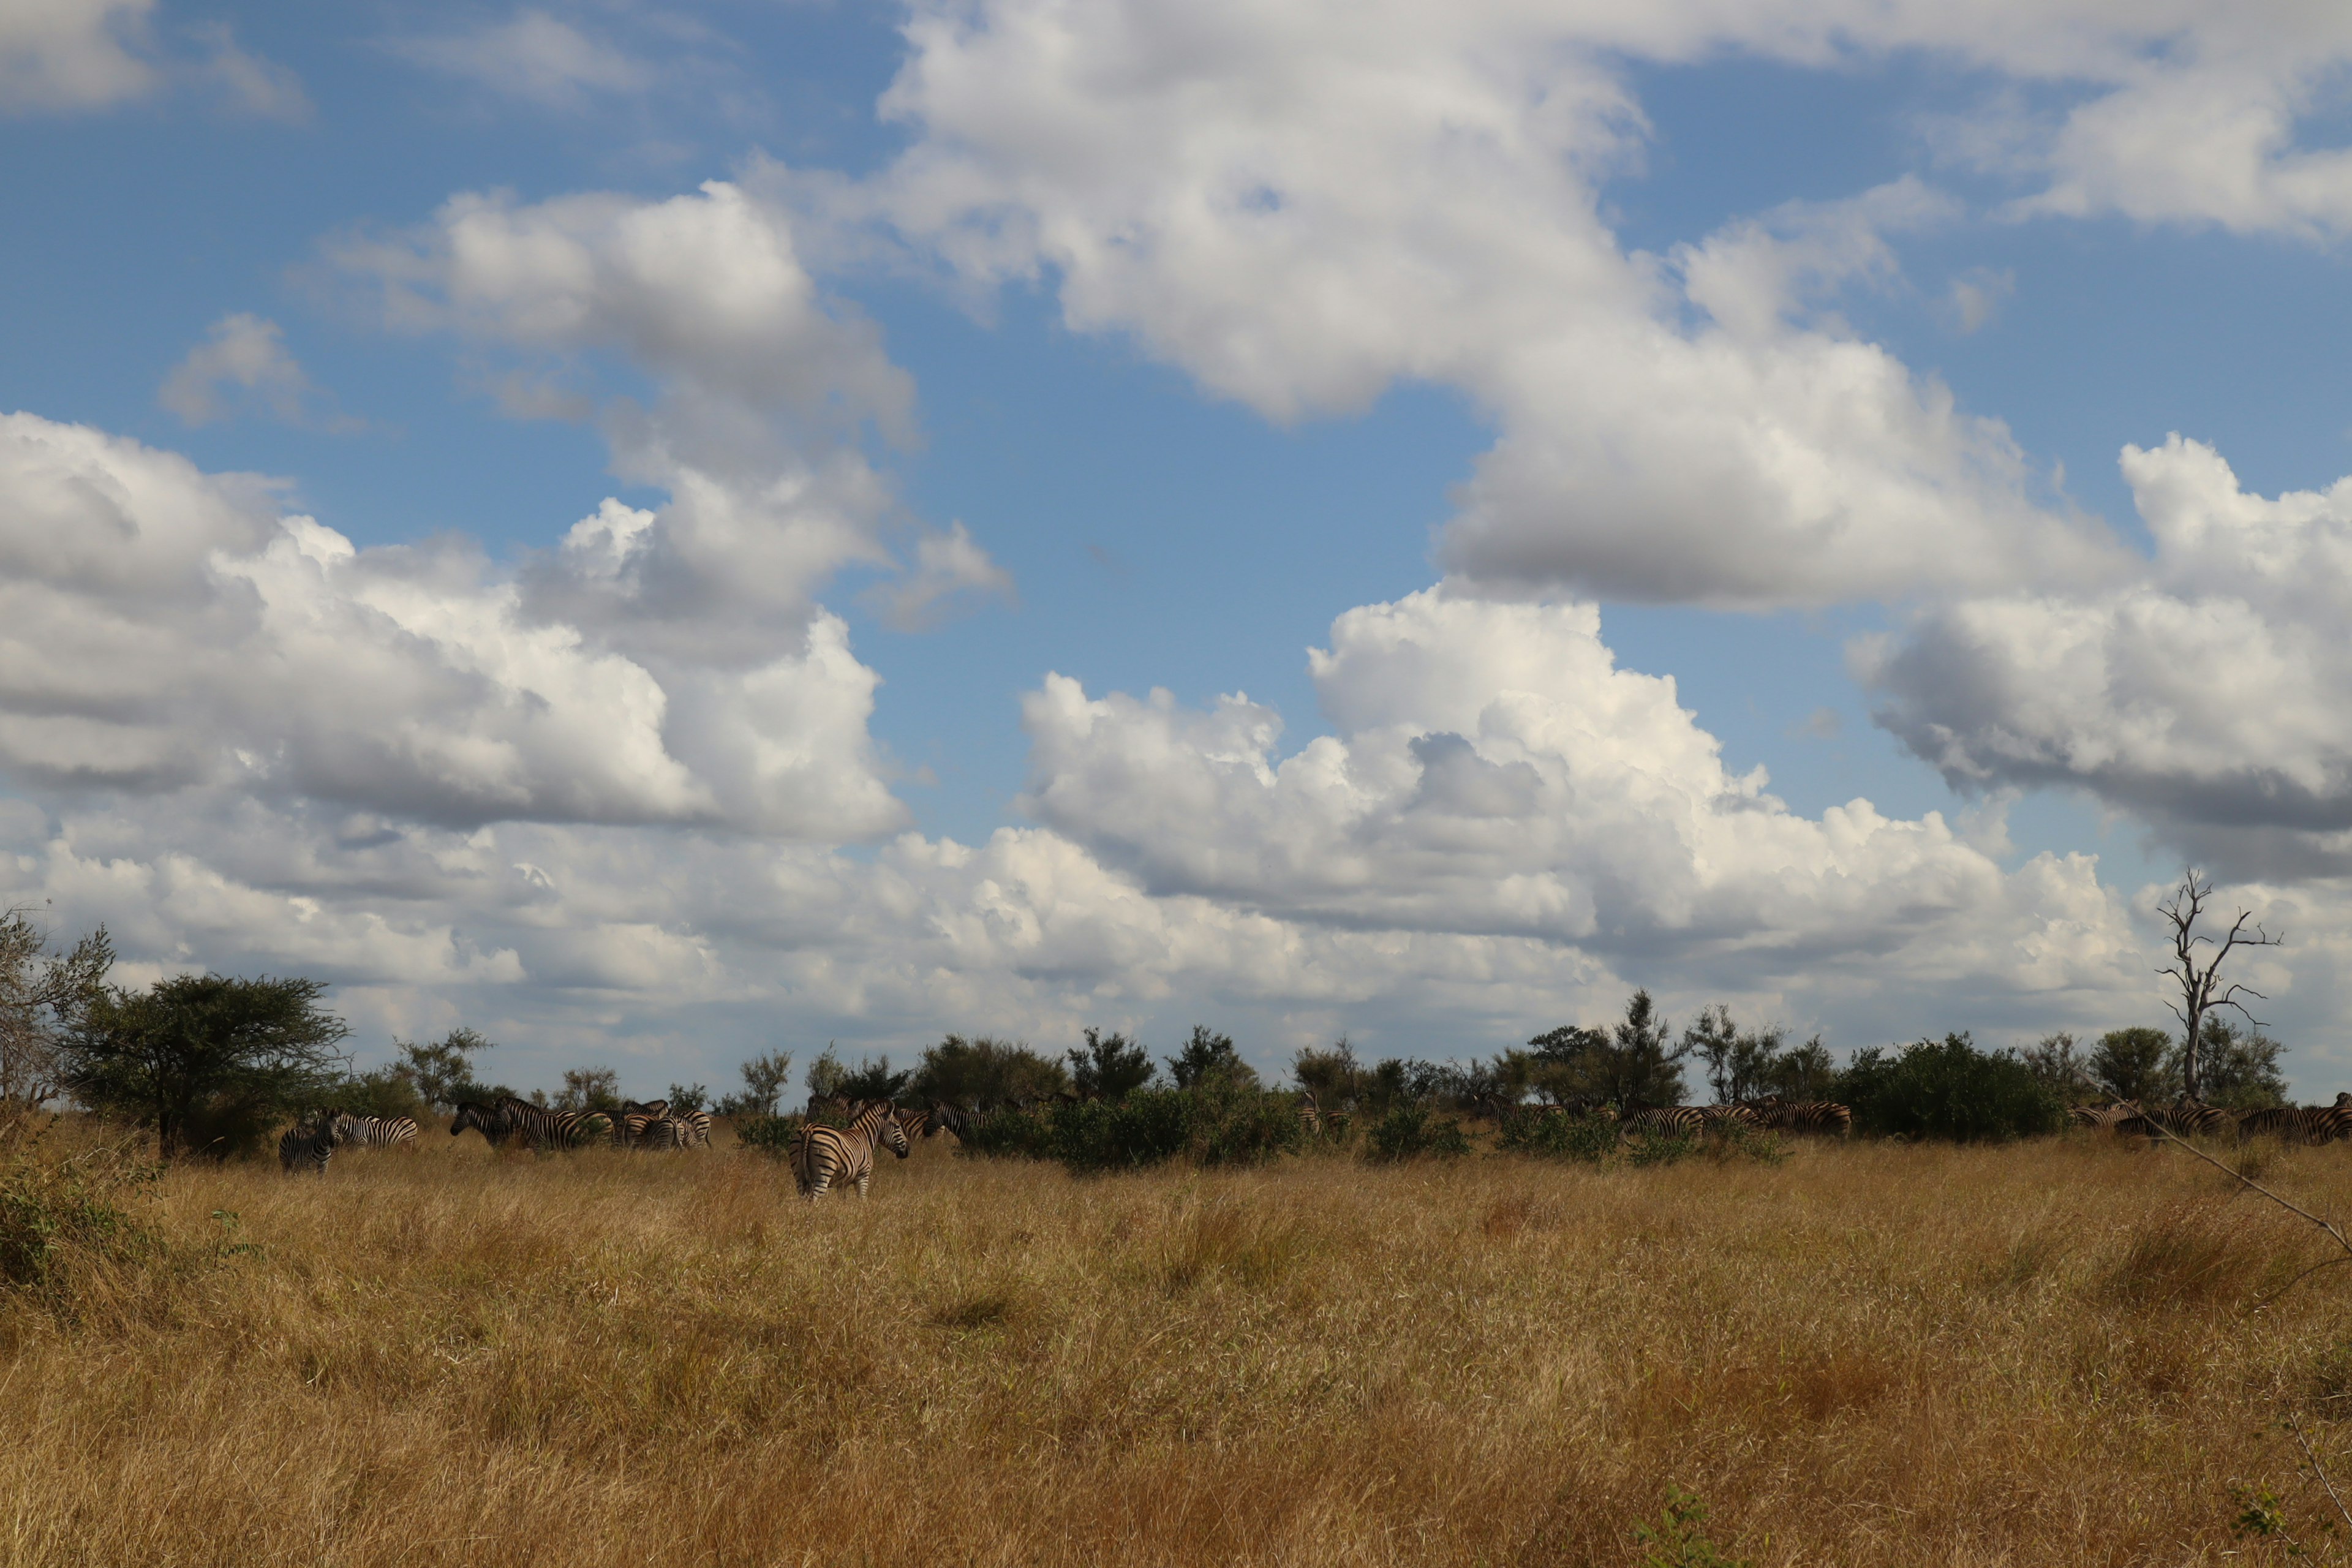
[864,521,1016,631]
[1863,434,2352,878]
[1944,266,2015,334]
[840,4,2139,607]
[390,10,651,111]
[0,0,153,113]
[0,412,903,839]
[158,313,329,427]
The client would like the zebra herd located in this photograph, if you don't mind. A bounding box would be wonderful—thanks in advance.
[1493,1094,1856,1139]
[279,1095,714,1175]
[2069,1093,2352,1145]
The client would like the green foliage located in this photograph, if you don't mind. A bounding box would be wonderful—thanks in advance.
[2194,1017,2290,1110]
[715,1050,792,1117]
[2021,1031,2097,1102]
[835,1055,912,1102]
[1632,1487,1749,1568]
[0,911,111,1109]
[1494,1109,1619,1161]
[329,1066,429,1122]
[1069,1027,1158,1100]
[908,1035,1069,1109]
[959,1085,1306,1174]
[0,1118,157,1302]
[1163,1026,1251,1091]
[1362,1102,1471,1163]
[1291,1040,1360,1102]
[65,974,351,1159]
[1526,990,1689,1106]
[2090,1027,2175,1103]
[1839,1034,2064,1142]
[1684,1006,1788,1104]
[665,1082,709,1115]
[805,1046,849,1101]
[731,1114,801,1158]
[551,1067,621,1114]
[391,1027,496,1113]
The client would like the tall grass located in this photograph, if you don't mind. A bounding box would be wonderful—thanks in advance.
[2,1123,2350,1563]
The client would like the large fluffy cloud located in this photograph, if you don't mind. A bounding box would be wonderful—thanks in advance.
[1864,435,2352,878]
[0,412,902,838]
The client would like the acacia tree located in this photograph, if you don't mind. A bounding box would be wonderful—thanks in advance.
[2158,871,2282,1102]
[0,909,111,1109]
[65,973,350,1158]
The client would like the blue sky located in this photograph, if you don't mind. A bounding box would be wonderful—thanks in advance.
[7,1,2352,1097]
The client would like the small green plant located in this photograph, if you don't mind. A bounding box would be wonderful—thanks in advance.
[1362,1103,1471,1163]
[2231,1484,2315,1557]
[0,1119,159,1302]
[731,1114,802,1158]
[1632,1486,1749,1568]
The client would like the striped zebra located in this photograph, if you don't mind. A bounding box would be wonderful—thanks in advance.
[1322,1109,1351,1138]
[450,1099,513,1147]
[640,1110,714,1150]
[1698,1103,1763,1131]
[1742,1098,1854,1138]
[330,1111,420,1152]
[2237,1094,2352,1146]
[1619,1106,1708,1139]
[1297,1091,1320,1136]
[613,1099,673,1148]
[279,1114,335,1174]
[788,1099,911,1200]
[892,1105,931,1144]
[483,1095,610,1152]
[2118,1100,2234,1140]
[2068,1101,2141,1131]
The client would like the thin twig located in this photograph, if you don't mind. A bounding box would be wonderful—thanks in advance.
[2144,1121,2352,1259]
[2256,1253,2352,1311]
[2288,1411,2352,1536]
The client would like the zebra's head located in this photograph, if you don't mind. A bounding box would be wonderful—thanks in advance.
[451,1101,504,1143]
[875,1101,912,1159]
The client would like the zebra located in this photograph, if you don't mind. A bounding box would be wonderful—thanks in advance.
[789,1099,911,1200]
[2118,1100,2234,1140]
[892,1105,931,1144]
[1297,1091,1320,1136]
[613,1099,673,1148]
[488,1096,609,1152]
[330,1111,420,1152]
[2068,1101,2140,1131]
[2237,1095,2352,1146]
[1698,1103,1763,1132]
[1619,1106,1708,1139]
[638,1110,713,1150]
[450,1099,514,1147]
[279,1114,336,1174]
[1742,1098,1854,1137]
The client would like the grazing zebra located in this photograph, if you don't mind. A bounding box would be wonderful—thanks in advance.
[1297,1091,1320,1136]
[788,1099,911,1200]
[638,1110,713,1150]
[1741,1098,1854,1138]
[279,1114,336,1174]
[2068,1101,2140,1131]
[2237,1094,2352,1146]
[1698,1103,1763,1131]
[613,1099,673,1148]
[1619,1106,1708,1139]
[484,1095,609,1152]
[330,1111,420,1152]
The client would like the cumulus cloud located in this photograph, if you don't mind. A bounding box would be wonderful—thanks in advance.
[1863,434,2352,876]
[842,3,2142,607]
[1019,586,2143,1006]
[0,412,903,839]
[158,313,334,427]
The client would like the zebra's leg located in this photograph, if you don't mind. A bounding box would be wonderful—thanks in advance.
[855,1171,870,1199]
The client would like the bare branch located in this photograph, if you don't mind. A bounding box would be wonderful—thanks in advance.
[2287,1411,2352,1536]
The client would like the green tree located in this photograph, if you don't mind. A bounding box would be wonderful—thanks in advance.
[549,1067,621,1113]
[2089,1027,2174,1103]
[1765,1036,1837,1098]
[0,909,111,1109]
[805,1045,850,1101]
[1528,991,1688,1106]
[2188,1017,2288,1110]
[1163,1026,1250,1091]
[1291,1040,1362,1104]
[836,1054,912,1101]
[391,1026,496,1112]
[1071,1027,1159,1099]
[2020,1031,2097,1102]
[907,1035,1069,1108]
[65,974,351,1158]
[715,1050,793,1117]
[1682,1005,1788,1104]
[1839,1033,2063,1142]
[666,1082,709,1115]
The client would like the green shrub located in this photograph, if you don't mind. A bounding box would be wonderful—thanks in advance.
[0,1119,157,1302]
[1840,1033,2064,1142]
[1363,1104,1471,1163]
[731,1114,802,1158]
[1495,1108,1619,1161]
[957,1087,1306,1175]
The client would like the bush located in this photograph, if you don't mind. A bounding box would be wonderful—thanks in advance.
[0,1118,157,1303]
[958,1086,1306,1175]
[731,1114,802,1158]
[1363,1103,1471,1163]
[1840,1034,2064,1142]
[1496,1108,1619,1162]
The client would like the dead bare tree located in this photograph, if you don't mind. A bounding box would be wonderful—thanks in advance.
[0,906,113,1110]
[2157,870,2282,1103]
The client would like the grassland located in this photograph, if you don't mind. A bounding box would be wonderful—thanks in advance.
[4,1125,2351,1565]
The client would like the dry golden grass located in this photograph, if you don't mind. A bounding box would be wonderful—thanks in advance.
[5,1126,2352,1564]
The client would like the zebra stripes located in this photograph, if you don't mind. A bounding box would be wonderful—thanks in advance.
[789,1099,911,1200]
[331,1112,419,1152]
[2068,1101,2141,1131]
[2237,1093,2352,1146]
[1619,1106,1709,1139]
[2116,1101,2234,1140]
[279,1114,335,1174]
[449,1097,609,1152]
[1740,1098,1853,1137]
